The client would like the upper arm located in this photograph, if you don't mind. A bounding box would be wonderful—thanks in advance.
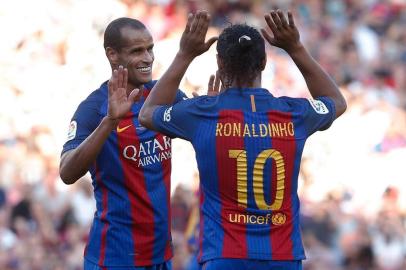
[295,97,337,136]
[62,100,101,155]
[151,100,197,141]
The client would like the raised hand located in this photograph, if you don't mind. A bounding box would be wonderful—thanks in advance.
[261,10,302,54]
[179,11,218,59]
[107,66,141,121]
[192,70,223,97]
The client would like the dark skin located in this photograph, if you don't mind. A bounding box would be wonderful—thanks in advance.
[59,27,153,184]
[139,10,346,130]
[59,25,218,184]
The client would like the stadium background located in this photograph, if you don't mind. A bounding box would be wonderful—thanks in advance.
[0,0,405,269]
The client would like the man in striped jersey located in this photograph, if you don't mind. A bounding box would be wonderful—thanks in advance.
[59,18,186,270]
[139,10,346,270]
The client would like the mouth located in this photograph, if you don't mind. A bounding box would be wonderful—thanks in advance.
[136,66,152,73]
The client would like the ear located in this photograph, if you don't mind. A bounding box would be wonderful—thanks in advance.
[106,47,119,67]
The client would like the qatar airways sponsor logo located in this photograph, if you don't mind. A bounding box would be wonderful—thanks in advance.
[122,136,171,167]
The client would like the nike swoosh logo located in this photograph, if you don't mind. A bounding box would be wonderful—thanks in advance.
[116,124,132,133]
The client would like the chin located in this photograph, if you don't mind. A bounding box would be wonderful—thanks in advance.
[131,75,152,86]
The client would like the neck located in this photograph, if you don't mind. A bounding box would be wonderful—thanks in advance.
[126,83,144,97]
[229,73,262,89]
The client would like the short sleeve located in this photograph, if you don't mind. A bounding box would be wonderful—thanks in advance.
[174,89,188,103]
[152,99,197,141]
[297,96,336,136]
[61,99,102,154]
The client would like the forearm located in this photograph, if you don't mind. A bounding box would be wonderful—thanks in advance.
[59,116,118,184]
[288,45,347,117]
[139,52,193,129]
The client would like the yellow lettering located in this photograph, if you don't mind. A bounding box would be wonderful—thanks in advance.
[224,123,232,136]
[259,124,268,137]
[238,214,247,224]
[265,214,272,224]
[229,214,237,223]
[257,215,264,224]
[243,124,251,137]
[271,123,280,137]
[216,123,223,136]
[251,124,258,137]
[253,149,285,210]
[288,122,294,136]
[233,123,241,137]
[279,123,288,137]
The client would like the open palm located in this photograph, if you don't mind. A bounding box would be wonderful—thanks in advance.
[107,66,141,120]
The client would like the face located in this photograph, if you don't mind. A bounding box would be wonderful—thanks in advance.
[108,27,154,88]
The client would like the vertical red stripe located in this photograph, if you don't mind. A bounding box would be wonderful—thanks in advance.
[268,111,294,259]
[155,134,173,260]
[96,165,109,266]
[216,110,247,257]
[117,116,154,265]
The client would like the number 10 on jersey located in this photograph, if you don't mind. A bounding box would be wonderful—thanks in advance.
[229,149,286,211]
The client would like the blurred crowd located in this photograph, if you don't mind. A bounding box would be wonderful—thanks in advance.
[0,0,405,269]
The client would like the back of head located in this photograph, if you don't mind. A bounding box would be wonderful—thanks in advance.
[216,24,265,88]
[103,17,146,51]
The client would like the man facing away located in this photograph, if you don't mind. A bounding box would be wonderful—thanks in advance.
[139,10,346,270]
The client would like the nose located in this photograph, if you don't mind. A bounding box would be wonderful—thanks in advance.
[143,50,154,63]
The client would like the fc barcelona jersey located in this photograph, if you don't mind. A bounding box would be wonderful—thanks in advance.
[62,81,186,267]
[152,88,336,263]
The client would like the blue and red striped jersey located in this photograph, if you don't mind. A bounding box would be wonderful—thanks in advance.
[62,81,186,267]
[152,88,336,263]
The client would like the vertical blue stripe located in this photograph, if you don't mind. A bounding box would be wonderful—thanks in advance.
[290,115,307,258]
[193,115,222,260]
[243,111,272,257]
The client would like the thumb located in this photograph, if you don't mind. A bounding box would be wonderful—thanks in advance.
[192,92,199,98]
[128,88,141,103]
[205,36,218,51]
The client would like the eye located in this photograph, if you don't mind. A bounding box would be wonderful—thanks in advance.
[131,48,143,54]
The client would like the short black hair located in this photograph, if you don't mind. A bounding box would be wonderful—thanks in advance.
[216,24,265,87]
[103,17,146,51]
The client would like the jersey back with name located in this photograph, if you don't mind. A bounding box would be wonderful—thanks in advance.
[62,81,186,267]
[152,88,336,263]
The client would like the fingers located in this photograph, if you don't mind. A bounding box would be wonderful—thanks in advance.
[117,66,124,89]
[108,69,118,97]
[190,11,201,33]
[207,74,215,91]
[260,28,275,46]
[123,67,128,89]
[287,11,295,27]
[266,10,291,31]
[128,88,141,103]
[214,70,221,92]
[277,10,289,28]
[192,92,199,97]
[184,13,193,33]
[264,14,277,34]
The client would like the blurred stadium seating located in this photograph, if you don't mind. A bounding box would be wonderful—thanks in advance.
[0,1,405,269]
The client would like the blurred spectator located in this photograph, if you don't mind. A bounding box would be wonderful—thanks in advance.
[0,0,405,269]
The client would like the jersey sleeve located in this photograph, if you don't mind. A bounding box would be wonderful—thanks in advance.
[174,89,188,104]
[152,99,197,141]
[295,96,336,136]
[61,98,103,155]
